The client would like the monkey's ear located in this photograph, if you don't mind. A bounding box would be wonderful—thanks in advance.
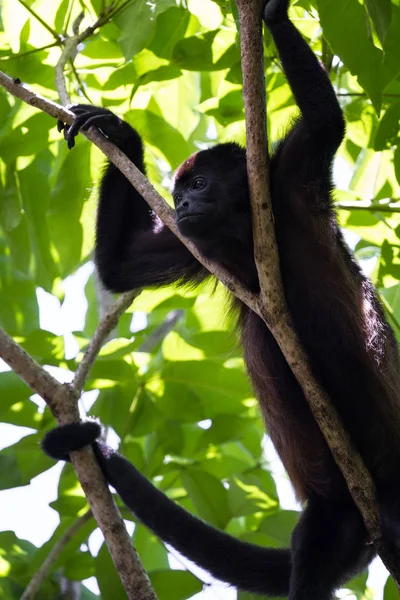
[42,420,102,461]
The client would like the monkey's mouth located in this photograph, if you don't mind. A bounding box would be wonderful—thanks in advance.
[178,213,205,223]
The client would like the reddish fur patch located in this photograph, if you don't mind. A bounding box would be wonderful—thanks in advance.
[174,152,199,182]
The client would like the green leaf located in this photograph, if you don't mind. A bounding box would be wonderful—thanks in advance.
[259,510,300,547]
[384,575,398,600]
[0,434,53,489]
[374,101,400,150]
[0,254,39,335]
[95,543,126,600]
[125,109,190,167]
[149,570,203,600]
[318,0,382,108]
[133,524,169,572]
[364,0,392,45]
[181,468,230,528]
[48,142,92,275]
[64,551,95,580]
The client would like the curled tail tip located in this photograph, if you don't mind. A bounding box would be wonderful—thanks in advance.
[42,420,102,461]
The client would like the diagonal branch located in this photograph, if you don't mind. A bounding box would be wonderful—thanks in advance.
[72,290,138,395]
[21,510,93,600]
[0,71,257,311]
[235,0,400,584]
[0,328,157,600]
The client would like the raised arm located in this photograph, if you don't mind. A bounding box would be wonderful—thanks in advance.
[59,105,206,293]
[263,0,345,161]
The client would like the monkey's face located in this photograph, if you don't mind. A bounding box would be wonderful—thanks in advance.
[173,146,250,243]
[173,173,218,239]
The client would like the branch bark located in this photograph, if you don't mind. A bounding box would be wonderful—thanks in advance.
[0,329,157,600]
[0,71,256,310]
[73,290,138,395]
[235,0,400,584]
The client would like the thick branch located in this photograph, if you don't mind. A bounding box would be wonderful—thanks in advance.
[235,0,400,583]
[0,329,157,600]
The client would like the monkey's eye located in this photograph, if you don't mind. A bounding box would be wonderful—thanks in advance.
[174,193,183,205]
[191,177,206,191]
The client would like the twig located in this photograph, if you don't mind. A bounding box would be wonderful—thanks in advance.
[17,0,63,42]
[139,309,185,353]
[64,0,75,35]
[0,328,157,600]
[69,59,93,103]
[21,510,93,600]
[235,0,400,585]
[0,42,59,61]
[336,202,400,213]
[55,36,79,105]
[73,291,138,395]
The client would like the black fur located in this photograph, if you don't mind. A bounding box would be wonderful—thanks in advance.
[45,0,400,598]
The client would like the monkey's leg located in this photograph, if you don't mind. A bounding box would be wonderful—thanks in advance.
[289,497,374,600]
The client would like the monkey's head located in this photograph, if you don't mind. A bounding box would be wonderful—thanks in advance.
[172,143,250,244]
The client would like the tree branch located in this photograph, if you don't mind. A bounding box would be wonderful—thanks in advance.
[21,510,93,600]
[0,71,257,310]
[235,0,400,584]
[17,0,63,41]
[73,290,138,395]
[336,202,400,213]
[0,328,157,600]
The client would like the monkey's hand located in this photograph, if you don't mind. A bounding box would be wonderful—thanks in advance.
[57,104,134,150]
[263,0,289,24]
[42,420,102,461]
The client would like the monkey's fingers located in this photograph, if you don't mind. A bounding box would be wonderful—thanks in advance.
[57,119,66,133]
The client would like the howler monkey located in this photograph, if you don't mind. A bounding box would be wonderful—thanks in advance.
[43,0,400,598]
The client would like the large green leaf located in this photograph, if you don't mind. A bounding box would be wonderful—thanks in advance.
[181,467,230,528]
[149,570,203,600]
[318,0,382,108]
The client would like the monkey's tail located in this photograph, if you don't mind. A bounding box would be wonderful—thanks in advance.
[43,421,291,597]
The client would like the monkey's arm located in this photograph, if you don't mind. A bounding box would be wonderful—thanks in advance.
[43,422,291,596]
[58,105,206,292]
[263,0,345,161]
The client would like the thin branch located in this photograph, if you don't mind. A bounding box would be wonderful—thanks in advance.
[73,291,137,395]
[139,309,185,353]
[21,510,93,600]
[69,59,93,103]
[337,92,400,98]
[0,42,59,61]
[380,294,400,334]
[235,0,400,585]
[336,202,400,213]
[55,36,79,105]
[17,0,63,42]
[64,0,76,35]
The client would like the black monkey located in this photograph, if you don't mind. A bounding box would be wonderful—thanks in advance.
[44,0,400,598]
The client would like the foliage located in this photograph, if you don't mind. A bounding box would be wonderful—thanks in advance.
[0,0,399,598]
